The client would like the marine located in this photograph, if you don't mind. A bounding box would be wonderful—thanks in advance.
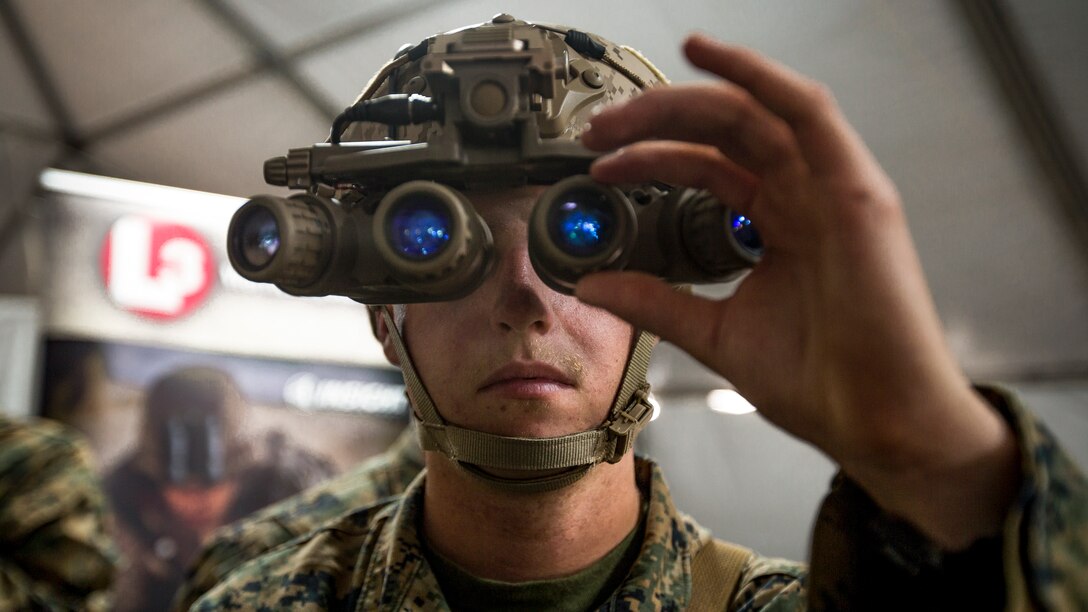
[0,415,117,611]
[186,390,1085,609]
[185,15,1088,610]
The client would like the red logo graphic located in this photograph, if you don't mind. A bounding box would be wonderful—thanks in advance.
[100,216,215,320]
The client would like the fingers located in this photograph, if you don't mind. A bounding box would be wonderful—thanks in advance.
[575,271,726,369]
[682,34,823,130]
[583,82,806,182]
[590,141,759,215]
[681,33,881,176]
[584,34,880,182]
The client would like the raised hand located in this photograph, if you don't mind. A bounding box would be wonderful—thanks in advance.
[577,34,1018,549]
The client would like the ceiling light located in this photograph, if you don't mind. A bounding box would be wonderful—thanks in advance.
[39,168,244,214]
[706,389,756,415]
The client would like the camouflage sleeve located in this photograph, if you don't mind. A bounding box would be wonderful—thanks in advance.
[995,386,1088,609]
[187,504,393,612]
[805,385,1087,609]
[731,555,806,612]
[172,430,422,611]
[172,487,354,612]
[0,416,118,611]
[189,543,340,612]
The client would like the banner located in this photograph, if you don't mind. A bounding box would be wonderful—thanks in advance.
[30,170,409,611]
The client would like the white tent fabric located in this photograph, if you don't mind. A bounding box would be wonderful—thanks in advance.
[0,296,39,418]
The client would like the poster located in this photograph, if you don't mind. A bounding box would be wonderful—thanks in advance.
[26,170,409,611]
[41,338,407,610]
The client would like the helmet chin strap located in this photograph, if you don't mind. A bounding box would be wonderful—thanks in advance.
[377,306,657,494]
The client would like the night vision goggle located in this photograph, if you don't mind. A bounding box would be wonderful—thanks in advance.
[225,18,762,304]
[228,175,762,302]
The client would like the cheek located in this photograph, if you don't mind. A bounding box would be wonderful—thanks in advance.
[566,304,634,380]
[401,303,497,401]
[572,313,634,426]
[402,305,458,382]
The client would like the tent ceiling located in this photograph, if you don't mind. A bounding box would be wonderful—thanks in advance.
[1,0,1086,388]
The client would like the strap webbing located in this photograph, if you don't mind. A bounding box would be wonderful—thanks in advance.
[425,425,610,470]
[690,539,753,611]
[460,463,593,493]
[377,306,444,437]
[605,329,656,463]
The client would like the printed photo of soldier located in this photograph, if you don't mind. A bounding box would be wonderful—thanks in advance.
[38,338,408,612]
[103,366,335,612]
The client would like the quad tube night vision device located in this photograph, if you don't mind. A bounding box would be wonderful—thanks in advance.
[226,16,762,304]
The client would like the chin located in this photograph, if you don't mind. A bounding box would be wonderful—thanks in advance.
[465,399,600,439]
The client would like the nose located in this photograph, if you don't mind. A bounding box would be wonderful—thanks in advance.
[488,239,554,335]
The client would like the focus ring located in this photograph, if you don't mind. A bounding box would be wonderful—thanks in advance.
[277,197,331,286]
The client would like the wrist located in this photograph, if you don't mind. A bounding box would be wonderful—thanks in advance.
[840,387,1021,550]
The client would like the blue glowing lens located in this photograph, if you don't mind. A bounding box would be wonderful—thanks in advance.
[239,207,280,269]
[388,197,452,260]
[548,190,615,257]
[729,212,762,255]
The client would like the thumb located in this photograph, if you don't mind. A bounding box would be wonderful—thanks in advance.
[575,271,725,367]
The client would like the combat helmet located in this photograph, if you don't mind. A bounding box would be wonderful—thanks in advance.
[134,367,246,486]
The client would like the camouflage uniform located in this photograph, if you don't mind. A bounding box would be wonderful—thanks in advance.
[188,387,1087,610]
[0,416,117,611]
[190,456,805,611]
[174,426,424,611]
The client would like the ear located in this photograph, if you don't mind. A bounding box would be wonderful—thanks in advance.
[368,305,402,367]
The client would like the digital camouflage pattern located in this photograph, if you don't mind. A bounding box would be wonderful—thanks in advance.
[0,415,117,611]
[803,386,1088,610]
[187,388,1087,610]
[174,426,424,611]
[993,385,1088,610]
[190,457,806,611]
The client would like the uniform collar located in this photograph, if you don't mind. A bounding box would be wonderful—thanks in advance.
[352,458,710,610]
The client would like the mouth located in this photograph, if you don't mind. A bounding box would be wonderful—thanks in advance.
[478,362,576,398]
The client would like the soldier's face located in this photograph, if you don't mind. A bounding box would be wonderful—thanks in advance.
[400,186,633,438]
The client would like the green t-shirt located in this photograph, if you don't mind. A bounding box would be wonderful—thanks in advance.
[423,518,644,611]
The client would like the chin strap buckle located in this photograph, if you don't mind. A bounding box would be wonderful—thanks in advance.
[604,384,654,464]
